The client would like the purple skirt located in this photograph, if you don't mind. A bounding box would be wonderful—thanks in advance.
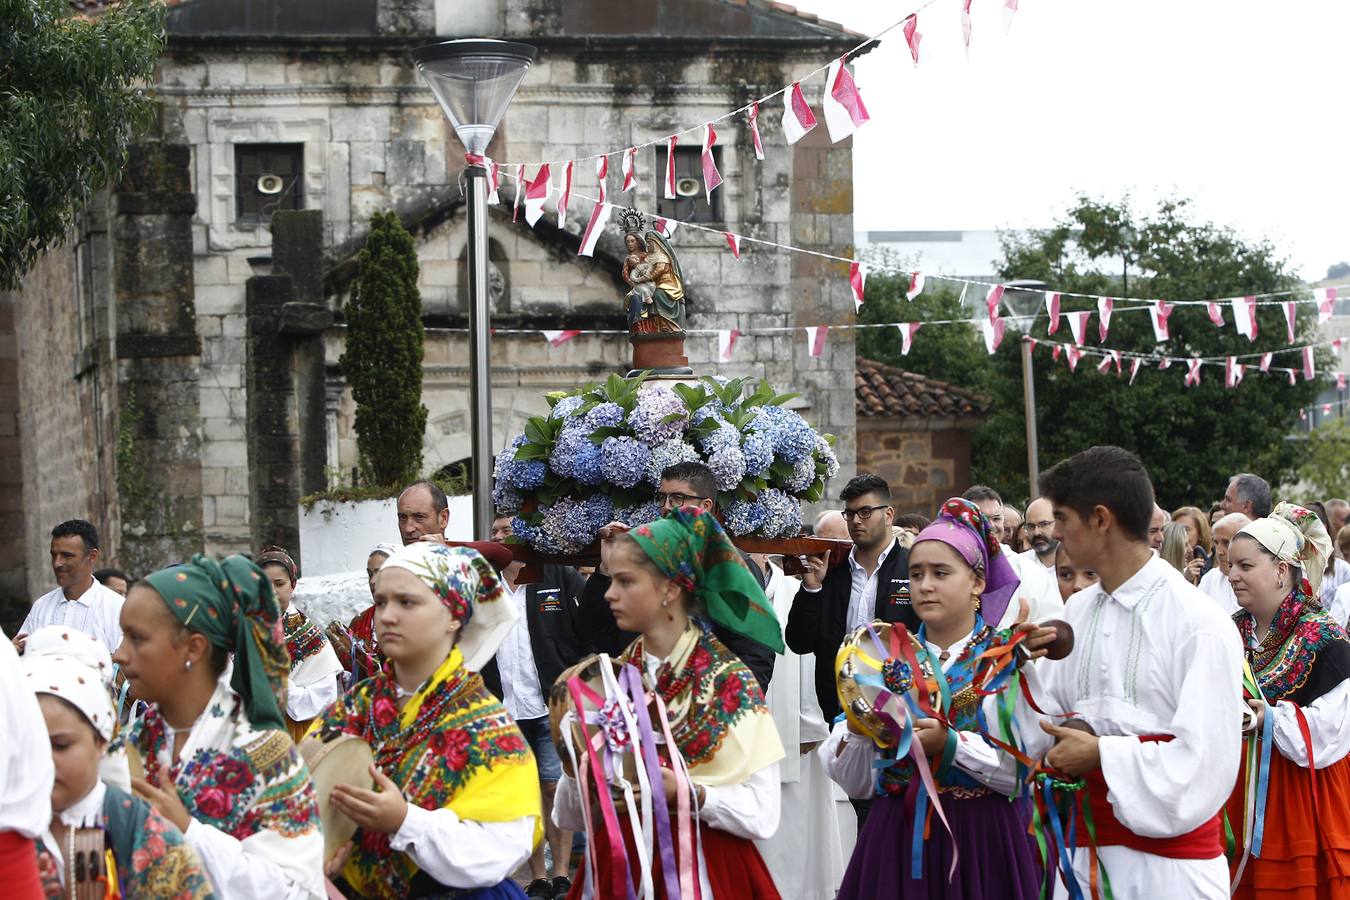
[838,783,1043,900]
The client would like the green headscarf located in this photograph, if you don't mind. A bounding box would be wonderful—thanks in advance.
[629,507,784,653]
[143,554,289,731]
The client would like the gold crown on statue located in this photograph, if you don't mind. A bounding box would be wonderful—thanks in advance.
[619,208,646,235]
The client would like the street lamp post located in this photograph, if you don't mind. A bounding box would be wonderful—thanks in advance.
[414,38,536,539]
[1003,280,1049,496]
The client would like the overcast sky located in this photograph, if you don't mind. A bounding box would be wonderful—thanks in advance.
[787,0,1349,282]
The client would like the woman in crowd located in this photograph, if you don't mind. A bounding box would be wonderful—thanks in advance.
[1054,542,1100,603]
[554,507,786,898]
[1160,522,1191,575]
[1225,503,1350,897]
[24,627,215,898]
[820,498,1043,899]
[256,547,344,743]
[112,554,326,898]
[327,543,397,686]
[1174,505,1214,584]
[310,542,541,899]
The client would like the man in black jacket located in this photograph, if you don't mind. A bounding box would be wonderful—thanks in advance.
[786,473,919,724]
[575,461,777,691]
[483,515,587,900]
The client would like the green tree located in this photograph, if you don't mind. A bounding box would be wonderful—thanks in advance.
[972,196,1328,506]
[1294,418,1350,500]
[0,0,165,290]
[339,211,428,488]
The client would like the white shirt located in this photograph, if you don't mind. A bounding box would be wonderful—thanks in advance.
[1322,558,1350,606]
[286,641,344,722]
[0,633,53,837]
[495,582,547,721]
[998,555,1244,899]
[1331,583,1350,630]
[21,579,124,655]
[41,781,107,887]
[1198,567,1239,616]
[845,541,895,632]
[1001,544,1066,627]
[390,808,536,889]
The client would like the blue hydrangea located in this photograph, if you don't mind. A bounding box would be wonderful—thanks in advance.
[724,497,768,536]
[550,395,586,420]
[618,499,663,527]
[627,386,689,444]
[698,423,741,456]
[707,443,747,491]
[783,455,818,493]
[751,405,816,464]
[600,436,651,489]
[759,487,803,538]
[533,493,615,554]
[493,434,526,482]
[492,481,522,515]
[645,438,700,485]
[510,516,537,546]
[742,431,774,477]
[583,401,625,432]
[815,434,840,479]
[550,424,603,486]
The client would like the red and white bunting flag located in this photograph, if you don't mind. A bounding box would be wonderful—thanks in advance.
[1338,372,1348,391]
[512,164,525,222]
[1159,358,1173,370]
[1337,338,1346,353]
[1066,345,1082,371]
[1066,310,1090,346]
[1324,404,1333,415]
[724,232,741,260]
[962,0,974,52]
[1052,345,1062,363]
[902,14,923,66]
[1148,300,1173,341]
[663,136,678,200]
[701,124,723,201]
[985,285,1005,322]
[1231,296,1258,341]
[1316,287,1338,324]
[805,325,828,358]
[781,82,818,144]
[718,329,739,362]
[1097,355,1112,375]
[1283,301,1297,343]
[1304,346,1316,380]
[595,156,608,205]
[1301,408,1308,420]
[1207,302,1225,327]
[1097,297,1114,342]
[577,201,610,257]
[1003,0,1018,33]
[1045,292,1061,334]
[1110,349,1123,374]
[467,156,501,203]
[621,147,637,192]
[1185,358,1203,387]
[1129,358,1143,385]
[1225,357,1244,388]
[1289,370,1298,387]
[823,57,870,142]
[524,164,551,227]
[899,322,921,355]
[749,101,765,161]
[906,272,925,302]
[981,316,1005,354]
[849,262,866,311]
[555,160,574,227]
[652,217,678,239]
[542,329,580,347]
[1260,352,1273,372]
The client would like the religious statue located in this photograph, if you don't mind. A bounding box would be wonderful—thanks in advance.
[620,209,685,335]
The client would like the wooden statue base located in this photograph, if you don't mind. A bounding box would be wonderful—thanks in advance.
[628,332,692,377]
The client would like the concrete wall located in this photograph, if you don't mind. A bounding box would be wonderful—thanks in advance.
[296,494,473,577]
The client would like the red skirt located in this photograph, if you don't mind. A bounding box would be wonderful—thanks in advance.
[0,832,43,899]
[568,816,780,900]
[1227,745,1350,898]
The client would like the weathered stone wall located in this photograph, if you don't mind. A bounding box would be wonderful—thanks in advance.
[0,289,25,627]
[856,423,976,518]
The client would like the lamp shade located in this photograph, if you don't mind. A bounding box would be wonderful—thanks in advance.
[1003,279,1049,324]
[412,39,536,156]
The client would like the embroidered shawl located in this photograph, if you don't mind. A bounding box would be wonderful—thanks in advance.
[622,623,784,787]
[285,610,330,674]
[313,647,542,899]
[1236,587,1350,705]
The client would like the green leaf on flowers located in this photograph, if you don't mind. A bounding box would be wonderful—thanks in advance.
[588,426,625,444]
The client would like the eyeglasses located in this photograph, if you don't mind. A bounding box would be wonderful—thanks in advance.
[1022,520,1055,532]
[655,492,709,507]
[841,504,891,522]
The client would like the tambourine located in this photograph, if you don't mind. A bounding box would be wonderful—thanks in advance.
[835,622,939,748]
[550,654,647,786]
[299,734,375,863]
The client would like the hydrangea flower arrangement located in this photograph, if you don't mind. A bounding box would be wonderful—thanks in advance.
[494,373,839,554]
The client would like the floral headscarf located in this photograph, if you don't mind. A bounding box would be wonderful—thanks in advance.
[629,506,784,653]
[1236,501,1333,599]
[143,555,289,731]
[23,627,117,741]
[912,497,1021,624]
[378,543,517,672]
[256,545,298,586]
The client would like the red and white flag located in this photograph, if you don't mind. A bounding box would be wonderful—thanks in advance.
[1207,302,1225,327]
[906,272,925,302]
[902,14,923,66]
[577,201,610,257]
[1185,358,1203,387]
[1067,310,1090,346]
[1045,292,1061,334]
[1260,352,1273,372]
[1097,297,1114,342]
[1066,345,1083,371]
[1337,338,1346,353]
[849,262,866,311]
[663,136,678,200]
[1316,287,1338,324]
[467,156,501,203]
[512,164,525,221]
[701,124,723,201]
[1159,358,1173,370]
[1052,345,1063,363]
[724,232,741,260]
[524,164,551,226]
[1304,346,1316,380]
[1129,357,1143,385]
[823,57,870,142]
[1231,296,1258,341]
[899,322,921,356]
[1225,357,1245,388]
[1301,408,1308,421]
[718,329,739,362]
[621,147,637,192]
[981,316,1005,354]
[555,160,573,227]
[1338,372,1348,390]
[749,102,765,161]
[542,329,580,347]
[1097,355,1112,375]
[595,156,608,205]
[652,217,678,239]
[805,325,828,358]
[1110,349,1123,374]
[1289,370,1299,387]
[1283,301,1297,343]
[985,285,1005,322]
[962,0,974,53]
[1324,403,1334,416]
[1148,300,1173,341]
[781,82,817,144]
[1003,0,1018,33]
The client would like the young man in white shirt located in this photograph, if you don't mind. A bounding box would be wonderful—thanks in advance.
[14,520,123,655]
[1198,512,1249,615]
[1007,446,1244,899]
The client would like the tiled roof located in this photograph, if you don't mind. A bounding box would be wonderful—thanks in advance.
[856,357,992,419]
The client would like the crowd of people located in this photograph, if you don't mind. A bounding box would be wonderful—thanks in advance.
[3,448,1350,899]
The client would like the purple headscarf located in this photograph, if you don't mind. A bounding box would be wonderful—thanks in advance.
[911,497,1021,625]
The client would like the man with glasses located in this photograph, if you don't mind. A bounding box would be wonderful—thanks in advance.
[963,486,1064,625]
[1021,497,1059,572]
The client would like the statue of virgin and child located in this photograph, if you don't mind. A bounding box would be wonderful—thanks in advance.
[620,209,685,335]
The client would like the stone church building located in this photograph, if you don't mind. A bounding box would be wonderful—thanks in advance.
[1,0,866,602]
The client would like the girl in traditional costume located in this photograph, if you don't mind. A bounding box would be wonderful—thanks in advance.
[24,627,216,898]
[112,554,326,898]
[821,498,1043,899]
[1225,502,1350,898]
[310,542,541,899]
[553,507,787,899]
[328,543,401,687]
[256,547,344,743]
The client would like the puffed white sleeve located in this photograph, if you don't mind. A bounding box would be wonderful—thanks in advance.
[818,719,876,799]
[1269,680,1350,769]
[697,762,780,840]
[552,769,587,832]
[951,731,1021,796]
[390,806,536,888]
[286,643,344,721]
[185,820,326,899]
